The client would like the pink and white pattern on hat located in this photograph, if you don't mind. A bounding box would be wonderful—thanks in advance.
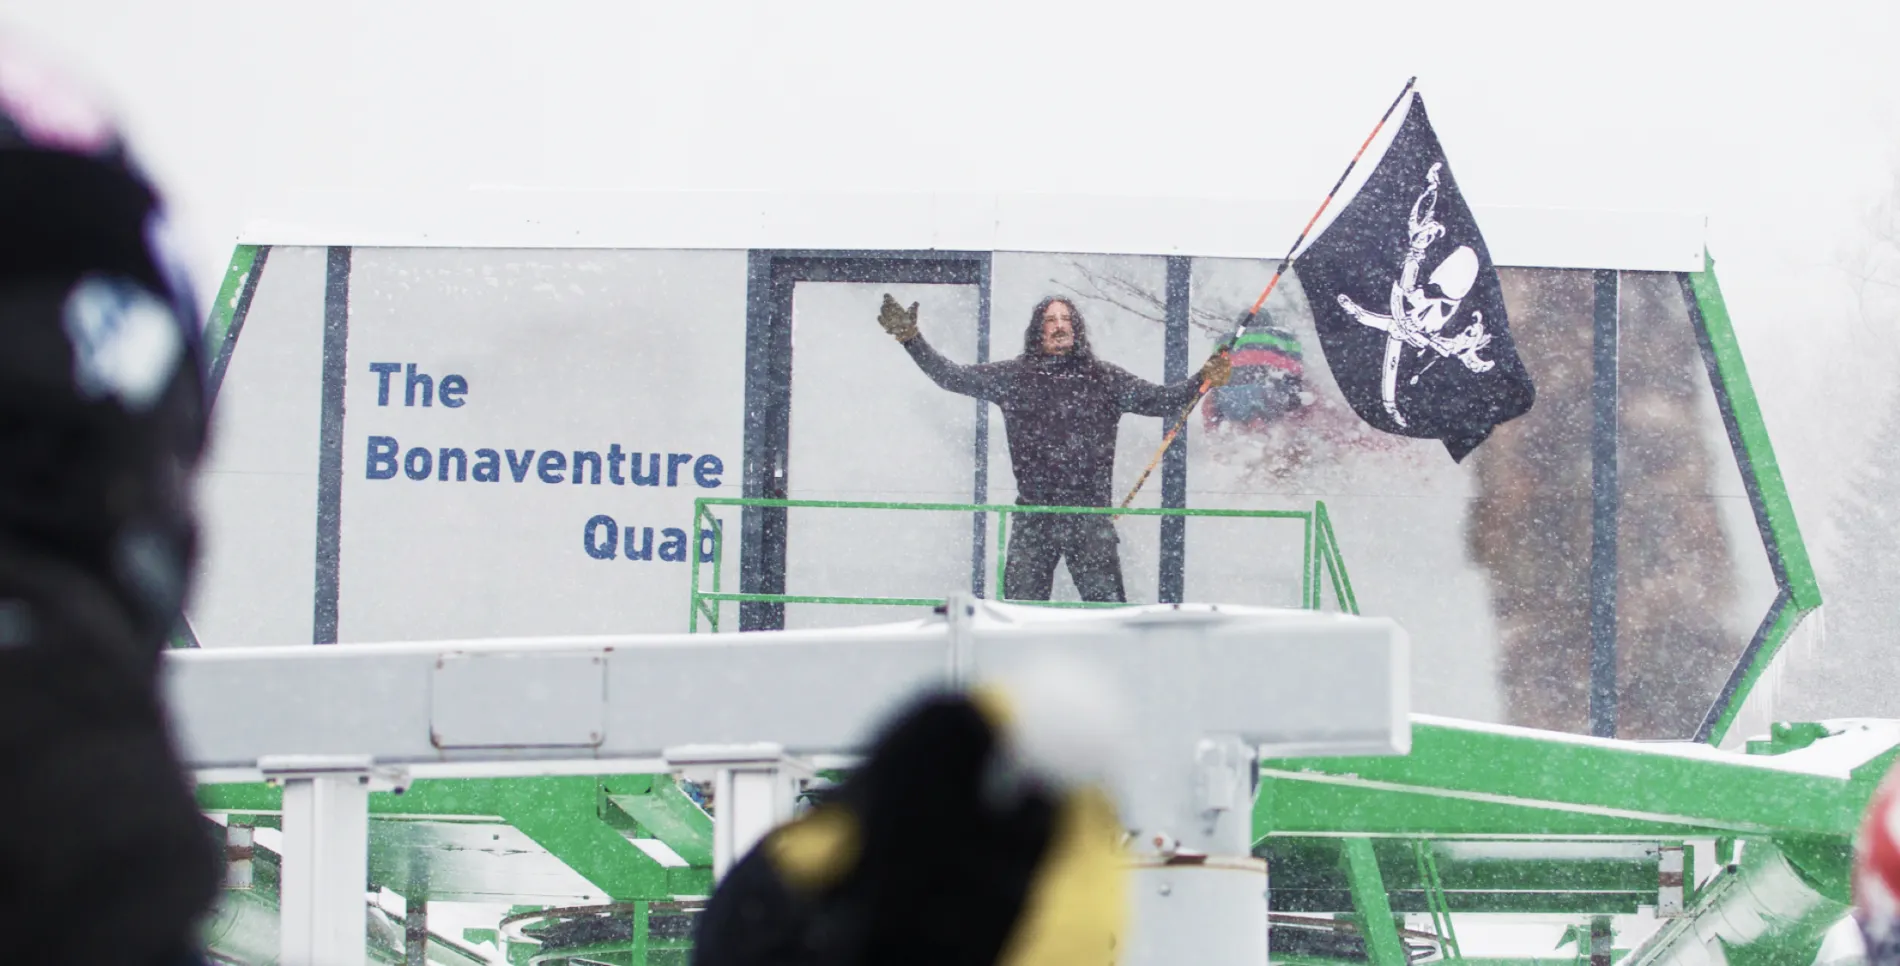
[0,39,116,154]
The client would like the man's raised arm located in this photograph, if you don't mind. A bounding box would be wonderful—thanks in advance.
[879,293,1009,402]
[1115,352,1233,416]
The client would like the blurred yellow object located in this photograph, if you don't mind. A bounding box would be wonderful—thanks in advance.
[996,786,1129,966]
[766,805,862,893]
[970,683,1015,732]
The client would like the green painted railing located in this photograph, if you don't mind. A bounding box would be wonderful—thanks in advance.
[688,497,1355,632]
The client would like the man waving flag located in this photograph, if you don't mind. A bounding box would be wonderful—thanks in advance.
[1295,93,1534,461]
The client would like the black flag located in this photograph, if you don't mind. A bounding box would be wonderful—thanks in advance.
[1295,95,1533,461]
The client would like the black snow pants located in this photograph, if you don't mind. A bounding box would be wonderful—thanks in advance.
[1001,512,1126,603]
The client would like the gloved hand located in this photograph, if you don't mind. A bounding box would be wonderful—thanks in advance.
[878,294,920,342]
[1200,351,1234,388]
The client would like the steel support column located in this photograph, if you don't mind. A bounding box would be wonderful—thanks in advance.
[1343,838,1408,966]
[280,773,370,966]
[1159,256,1192,603]
[1589,269,1621,738]
[668,744,809,882]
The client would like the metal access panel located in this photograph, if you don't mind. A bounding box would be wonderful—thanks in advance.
[431,651,607,749]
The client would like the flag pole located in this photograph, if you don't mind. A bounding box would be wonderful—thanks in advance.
[1116,75,1418,511]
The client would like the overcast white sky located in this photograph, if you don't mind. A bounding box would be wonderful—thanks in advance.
[4,0,1898,577]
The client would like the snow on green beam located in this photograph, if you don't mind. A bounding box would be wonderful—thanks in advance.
[1258,775,1720,839]
[1257,717,1894,839]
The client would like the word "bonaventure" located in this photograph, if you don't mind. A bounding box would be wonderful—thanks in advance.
[365,437,724,487]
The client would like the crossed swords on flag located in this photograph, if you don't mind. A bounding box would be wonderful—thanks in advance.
[1331,162,1496,429]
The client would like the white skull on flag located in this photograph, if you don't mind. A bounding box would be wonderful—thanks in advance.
[1333,162,1496,427]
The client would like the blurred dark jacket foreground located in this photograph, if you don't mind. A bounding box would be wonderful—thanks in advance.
[692,686,1126,966]
[0,42,221,965]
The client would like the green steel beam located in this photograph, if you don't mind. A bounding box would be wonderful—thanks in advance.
[1687,256,1819,611]
[1257,718,1893,840]
[200,782,284,814]
[501,777,666,901]
[1266,839,1665,894]
[1268,838,1661,915]
[201,244,262,362]
[666,866,713,897]
[1685,257,1822,746]
[200,778,682,900]
[1258,777,1720,840]
[1341,838,1409,966]
[1274,889,1649,917]
[602,775,714,868]
[1314,501,1359,613]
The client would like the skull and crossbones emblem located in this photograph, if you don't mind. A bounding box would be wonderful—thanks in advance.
[1334,162,1494,428]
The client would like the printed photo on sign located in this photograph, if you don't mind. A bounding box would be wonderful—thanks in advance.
[192,244,1778,741]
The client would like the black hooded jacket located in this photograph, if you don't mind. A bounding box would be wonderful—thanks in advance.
[0,73,220,963]
[902,314,1201,508]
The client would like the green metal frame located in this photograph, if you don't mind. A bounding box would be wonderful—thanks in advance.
[1412,839,1465,961]
[1342,838,1408,966]
[1254,714,1894,961]
[170,244,269,650]
[199,776,715,902]
[1256,717,1893,842]
[687,497,1356,631]
[201,244,265,375]
[1683,256,1823,745]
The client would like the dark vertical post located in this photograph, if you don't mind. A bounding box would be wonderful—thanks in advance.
[739,254,792,632]
[1159,257,1193,603]
[404,847,431,966]
[970,256,993,595]
[403,895,428,966]
[1589,269,1620,737]
[312,246,351,645]
[1589,915,1613,966]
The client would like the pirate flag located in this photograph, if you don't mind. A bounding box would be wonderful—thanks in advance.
[1295,94,1533,461]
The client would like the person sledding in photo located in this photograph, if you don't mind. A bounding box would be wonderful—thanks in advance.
[877,294,1230,602]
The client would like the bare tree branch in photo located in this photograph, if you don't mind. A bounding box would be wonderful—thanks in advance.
[1049,258,1242,336]
[1844,171,1900,340]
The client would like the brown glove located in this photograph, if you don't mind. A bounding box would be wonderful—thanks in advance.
[1200,351,1234,388]
[878,294,920,342]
